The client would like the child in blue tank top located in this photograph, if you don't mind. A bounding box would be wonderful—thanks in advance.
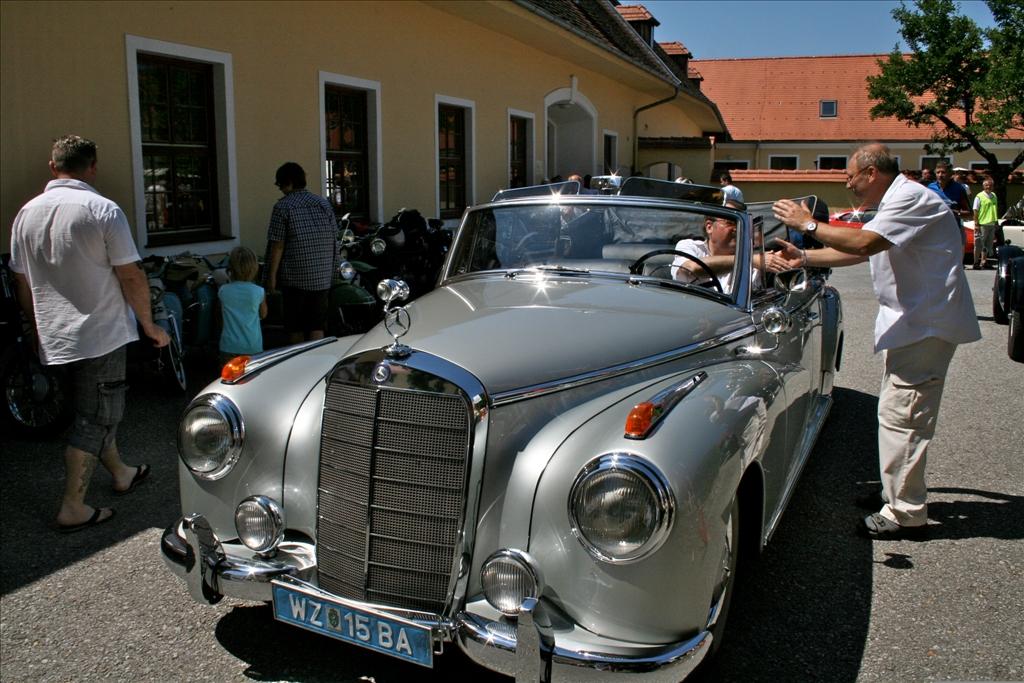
[218,246,267,366]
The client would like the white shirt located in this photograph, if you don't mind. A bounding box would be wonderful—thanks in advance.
[863,174,981,352]
[670,239,738,293]
[9,179,140,364]
[722,184,744,203]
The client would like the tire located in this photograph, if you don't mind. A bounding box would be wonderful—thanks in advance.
[164,315,188,392]
[1009,310,1024,362]
[0,347,74,437]
[707,495,740,656]
[993,280,1009,325]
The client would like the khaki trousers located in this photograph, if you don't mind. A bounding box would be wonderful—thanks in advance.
[877,337,957,527]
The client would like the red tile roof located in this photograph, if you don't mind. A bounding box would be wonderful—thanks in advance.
[616,4,658,24]
[659,41,691,57]
[732,169,847,183]
[691,54,1023,142]
[687,66,702,81]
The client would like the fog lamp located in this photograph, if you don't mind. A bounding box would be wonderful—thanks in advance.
[371,238,386,256]
[338,261,356,281]
[234,495,284,554]
[481,549,542,616]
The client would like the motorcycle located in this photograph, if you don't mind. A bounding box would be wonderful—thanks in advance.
[0,254,74,436]
[340,208,451,305]
[160,252,228,359]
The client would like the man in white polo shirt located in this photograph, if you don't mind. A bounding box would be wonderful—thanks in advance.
[10,135,168,533]
[771,142,980,540]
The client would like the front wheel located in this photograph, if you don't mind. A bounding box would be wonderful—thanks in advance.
[1009,310,1024,362]
[163,316,187,392]
[707,495,740,656]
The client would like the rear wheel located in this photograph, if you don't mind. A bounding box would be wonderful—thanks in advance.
[1,349,73,436]
[1009,310,1024,362]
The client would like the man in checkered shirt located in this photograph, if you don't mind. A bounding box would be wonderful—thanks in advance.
[265,162,338,344]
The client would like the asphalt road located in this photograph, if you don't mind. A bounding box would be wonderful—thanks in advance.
[1,263,1021,683]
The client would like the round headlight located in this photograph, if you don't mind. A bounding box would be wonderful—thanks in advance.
[480,549,542,616]
[235,496,285,553]
[338,260,356,281]
[340,228,355,242]
[568,454,674,564]
[371,237,386,255]
[177,394,244,480]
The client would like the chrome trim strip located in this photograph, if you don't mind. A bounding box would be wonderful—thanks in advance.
[220,337,337,384]
[491,325,755,406]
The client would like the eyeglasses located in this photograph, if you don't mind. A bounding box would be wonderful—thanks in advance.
[846,166,873,183]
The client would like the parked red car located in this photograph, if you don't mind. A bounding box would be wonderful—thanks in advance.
[829,207,973,261]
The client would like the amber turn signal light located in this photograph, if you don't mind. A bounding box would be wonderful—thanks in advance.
[624,402,656,438]
[221,355,251,382]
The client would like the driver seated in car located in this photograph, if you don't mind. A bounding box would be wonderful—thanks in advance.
[670,202,789,293]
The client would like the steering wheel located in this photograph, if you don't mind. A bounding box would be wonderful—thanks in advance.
[502,231,540,266]
[629,249,723,294]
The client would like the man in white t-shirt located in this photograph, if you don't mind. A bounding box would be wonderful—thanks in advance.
[772,143,980,540]
[10,135,168,533]
[719,172,744,204]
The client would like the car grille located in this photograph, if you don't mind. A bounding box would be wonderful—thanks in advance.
[317,378,471,613]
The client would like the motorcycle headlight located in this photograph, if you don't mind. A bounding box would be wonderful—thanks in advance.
[177,394,244,480]
[338,261,356,281]
[371,237,386,256]
[568,453,674,564]
[480,549,543,616]
[235,496,284,553]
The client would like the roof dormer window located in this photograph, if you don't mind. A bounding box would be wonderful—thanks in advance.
[820,100,838,118]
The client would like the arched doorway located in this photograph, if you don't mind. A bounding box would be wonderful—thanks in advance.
[545,85,596,180]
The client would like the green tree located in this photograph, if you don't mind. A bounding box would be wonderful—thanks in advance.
[867,0,1024,209]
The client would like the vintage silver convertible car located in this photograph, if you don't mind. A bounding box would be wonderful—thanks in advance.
[162,179,843,681]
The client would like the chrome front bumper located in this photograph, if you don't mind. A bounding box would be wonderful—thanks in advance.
[162,515,711,682]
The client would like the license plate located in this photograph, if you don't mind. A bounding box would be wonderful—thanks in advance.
[272,580,434,668]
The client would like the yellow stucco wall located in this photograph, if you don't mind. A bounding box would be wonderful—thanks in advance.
[2,0,707,253]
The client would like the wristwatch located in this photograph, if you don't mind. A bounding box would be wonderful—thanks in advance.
[804,221,818,234]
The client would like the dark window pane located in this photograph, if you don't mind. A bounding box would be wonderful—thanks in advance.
[324,85,369,217]
[138,54,218,243]
[770,157,798,170]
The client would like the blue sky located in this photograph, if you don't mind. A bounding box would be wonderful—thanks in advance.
[641,0,997,59]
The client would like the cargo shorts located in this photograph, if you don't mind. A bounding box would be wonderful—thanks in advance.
[67,345,128,456]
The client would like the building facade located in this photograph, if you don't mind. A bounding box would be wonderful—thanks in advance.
[1,0,726,256]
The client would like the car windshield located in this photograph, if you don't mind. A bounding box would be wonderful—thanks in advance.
[446,201,744,294]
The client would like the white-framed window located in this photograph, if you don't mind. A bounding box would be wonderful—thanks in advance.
[436,95,475,222]
[508,109,534,189]
[320,72,382,222]
[819,100,838,118]
[817,155,847,170]
[769,155,798,170]
[126,35,238,253]
[603,130,619,175]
